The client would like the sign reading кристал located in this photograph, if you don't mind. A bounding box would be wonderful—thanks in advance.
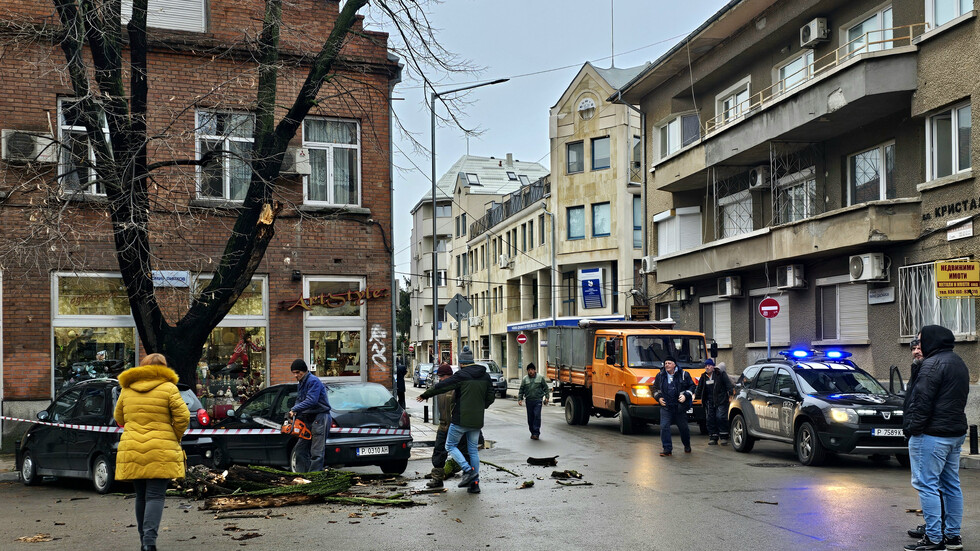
[935,261,980,298]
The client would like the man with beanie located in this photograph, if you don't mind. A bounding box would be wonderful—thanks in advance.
[518,363,550,439]
[426,363,457,488]
[695,358,733,445]
[653,357,695,456]
[289,359,331,472]
[903,326,969,551]
[418,345,494,494]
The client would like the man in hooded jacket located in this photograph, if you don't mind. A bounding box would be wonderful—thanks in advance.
[902,325,969,551]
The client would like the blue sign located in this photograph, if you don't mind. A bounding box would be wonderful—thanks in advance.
[152,270,190,288]
[579,268,604,309]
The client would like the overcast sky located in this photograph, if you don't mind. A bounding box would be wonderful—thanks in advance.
[365,1,728,283]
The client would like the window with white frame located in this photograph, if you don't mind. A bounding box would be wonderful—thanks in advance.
[304,276,368,379]
[927,0,973,29]
[658,113,700,159]
[197,110,254,201]
[848,142,895,204]
[750,294,789,343]
[592,202,611,237]
[466,173,480,186]
[927,103,971,180]
[899,261,976,337]
[425,270,447,287]
[775,50,814,93]
[845,5,893,56]
[303,118,360,206]
[435,204,451,217]
[655,207,701,256]
[58,98,109,195]
[700,300,732,347]
[716,77,751,124]
[718,190,753,238]
[816,282,868,342]
[567,206,585,240]
[121,0,207,33]
[777,167,816,223]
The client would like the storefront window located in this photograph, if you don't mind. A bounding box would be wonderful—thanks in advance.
[309,330,362,377]
[194,277,264,317]
[58,275,130,316]
[53,326,137,392]
[303,277,366,380]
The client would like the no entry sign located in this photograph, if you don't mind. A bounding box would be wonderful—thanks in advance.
[516,333,528,344]
[759,297,780,318]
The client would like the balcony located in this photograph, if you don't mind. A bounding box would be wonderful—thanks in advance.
[654,198,921,284]
[654,25,924,193]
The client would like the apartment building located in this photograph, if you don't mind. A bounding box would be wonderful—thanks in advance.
[454,63,649,380]
[619,0,978,380]
[0,0,400,433]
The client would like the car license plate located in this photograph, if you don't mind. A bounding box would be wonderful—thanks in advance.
[356,446,389,456]
[872,428,904,437]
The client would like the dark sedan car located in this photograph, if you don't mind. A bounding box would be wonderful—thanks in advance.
[210,381,412,474]
[728,349,909,466]
[16,378,213,493]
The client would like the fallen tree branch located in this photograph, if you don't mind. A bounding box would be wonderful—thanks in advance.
[481,460,519,476]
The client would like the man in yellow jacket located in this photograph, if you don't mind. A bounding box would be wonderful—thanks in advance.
[114,353,189,551]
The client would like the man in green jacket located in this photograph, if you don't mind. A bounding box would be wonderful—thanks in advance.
[418,346,494,494]
[518,363,550,439]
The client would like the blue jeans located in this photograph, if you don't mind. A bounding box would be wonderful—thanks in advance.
[704,400,728,438]
[134,478,169,547]
[446,423,480,477]
[909,434,965,541]
[659,405,690,453]
[525,399,543,436]
[294,412,329,472]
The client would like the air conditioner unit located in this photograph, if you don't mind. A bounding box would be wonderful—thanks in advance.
[800,17,829,48]
[640,256,656,274]
[748,165,769,189]
[717,275,742,298]
[414,319,423,327]
[449,321,459,330]
[468,316,483,327]
[460,274,472,286]
[280,146,311,175]
[776,264,805,289]
[849,253,887,282]
[499,254,514,269]
[2,130,57,164]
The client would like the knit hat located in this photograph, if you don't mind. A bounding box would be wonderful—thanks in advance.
[704,358,715,366]
[437,363,454,377]
[526,363,537,372]
[290,358,309,372]
[459,345,474,365]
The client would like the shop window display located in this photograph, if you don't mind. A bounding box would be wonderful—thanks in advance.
[198,327,267,415]
[53,327,136,392]
[309,330,361,377]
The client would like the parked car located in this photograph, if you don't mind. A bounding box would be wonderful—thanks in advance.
[476,359,508,397]
[728,349,909,466]
[413,363,434,388]
[426,364,459,390]
[209,381,412,474]
[16,377,213,494]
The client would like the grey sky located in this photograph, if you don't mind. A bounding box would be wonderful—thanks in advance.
[368,1,729,282]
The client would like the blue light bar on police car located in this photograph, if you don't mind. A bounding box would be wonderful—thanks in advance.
[822,350,852,359]
[778,349,814,359]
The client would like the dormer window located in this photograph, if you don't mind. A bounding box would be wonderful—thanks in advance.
[507,171,517,180]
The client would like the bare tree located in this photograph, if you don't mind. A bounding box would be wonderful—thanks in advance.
[0,0,470,383]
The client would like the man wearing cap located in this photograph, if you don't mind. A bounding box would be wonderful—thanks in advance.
[652,358,695,456]
[695,358,733,445]
[518,363,550,440]
[418,345,494,494]
[288,359,331,472]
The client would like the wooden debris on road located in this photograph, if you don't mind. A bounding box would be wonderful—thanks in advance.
[527,455,559,467]
[480,460,519,476]
[519,480,535,489]
[550,469,582,479]
[555,480,592,487]
[16,533,53,543]
[754,500,778,505]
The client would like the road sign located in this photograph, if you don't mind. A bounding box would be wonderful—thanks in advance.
[516,333,528,345]
[446,293,472,321]
[935,261,980,298]
[759,297,780,318]
[408,345,414,352]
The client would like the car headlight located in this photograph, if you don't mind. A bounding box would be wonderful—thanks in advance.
[829,407,858,424]
[631,385,652,398]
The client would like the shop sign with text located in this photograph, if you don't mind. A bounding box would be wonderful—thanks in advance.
[280,287,390,311]
[935,261,980,298]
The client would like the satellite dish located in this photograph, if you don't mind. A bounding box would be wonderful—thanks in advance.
[849,256,865,279]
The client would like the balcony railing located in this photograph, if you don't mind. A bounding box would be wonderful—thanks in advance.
[704,23,928,135]
[470,178,550,238]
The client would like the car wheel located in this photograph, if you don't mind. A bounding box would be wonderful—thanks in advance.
[379,459,408,475]
[618,401,635,435]
[730,413,755,453]
[895,454,911,468]
[564,396,581,425]
[499,390,507,398]
[795,421,826,466]
[211,444,231,470]
[289,445,300,473]
[91,454,115,494]
[20,450,39,486]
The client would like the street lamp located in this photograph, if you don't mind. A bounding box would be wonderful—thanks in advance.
[430,78,508,365]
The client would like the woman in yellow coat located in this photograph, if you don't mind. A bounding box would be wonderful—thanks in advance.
[114,353,189,551]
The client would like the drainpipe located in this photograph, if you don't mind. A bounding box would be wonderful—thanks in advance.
[388,55,402,390]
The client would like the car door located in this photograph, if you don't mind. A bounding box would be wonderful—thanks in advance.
[771,368,800,441]
[268,389,298,466]
[34,387,83,471]
[748,366,778,437]
[64,384,111,474]
[591,336,620,410]
[222,387,283,465]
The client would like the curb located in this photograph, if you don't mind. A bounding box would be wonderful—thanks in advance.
[961,453,980,470]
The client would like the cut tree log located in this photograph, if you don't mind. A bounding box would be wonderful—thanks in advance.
[203,493,321,511]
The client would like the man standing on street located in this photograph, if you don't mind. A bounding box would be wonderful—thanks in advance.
[395,358,407,408]
[653,358,695,457]
[905,338,938,542]
[518,363,550,440]
[288,359,331,473]
[426,363,457,488]
[418,345,494,494]
[695,358,733,445]
[903,326,969,551]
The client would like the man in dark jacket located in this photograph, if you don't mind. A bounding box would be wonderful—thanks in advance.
[903,325,969,551]
[417,345,494,493]
[288,359,331,472]
[518,363,551,440]
[395,359,407,408]
[695,359,733,445]
[653,358,696,456]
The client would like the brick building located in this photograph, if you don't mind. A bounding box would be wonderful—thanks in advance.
[0,0,401,441]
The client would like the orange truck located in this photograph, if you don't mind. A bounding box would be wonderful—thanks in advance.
[546,320,717,434]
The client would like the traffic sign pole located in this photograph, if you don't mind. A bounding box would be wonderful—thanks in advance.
[758,297,780,359]
[767,318,771,359]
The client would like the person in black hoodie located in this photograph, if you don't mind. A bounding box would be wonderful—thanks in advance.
[902,325,969,551]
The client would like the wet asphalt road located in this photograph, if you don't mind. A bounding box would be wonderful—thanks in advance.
[2,385,978,550]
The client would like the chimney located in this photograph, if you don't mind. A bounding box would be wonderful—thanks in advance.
[506,153,514,167]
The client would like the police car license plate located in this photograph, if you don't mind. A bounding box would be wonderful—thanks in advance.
[872,428,903,437]
[356,446,389,456]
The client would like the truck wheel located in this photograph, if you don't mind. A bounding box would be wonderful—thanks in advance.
[618,401,635,435]
[730,413,755,453]
[564,396,581,425]
[795,421,826,466]
[579,402,591,426]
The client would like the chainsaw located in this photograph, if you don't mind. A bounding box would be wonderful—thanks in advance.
[281,417,312,440]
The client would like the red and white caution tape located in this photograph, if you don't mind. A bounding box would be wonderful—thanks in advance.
[1,416,410,437]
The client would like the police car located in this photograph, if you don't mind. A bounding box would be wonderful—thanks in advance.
[728,349,909,466]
